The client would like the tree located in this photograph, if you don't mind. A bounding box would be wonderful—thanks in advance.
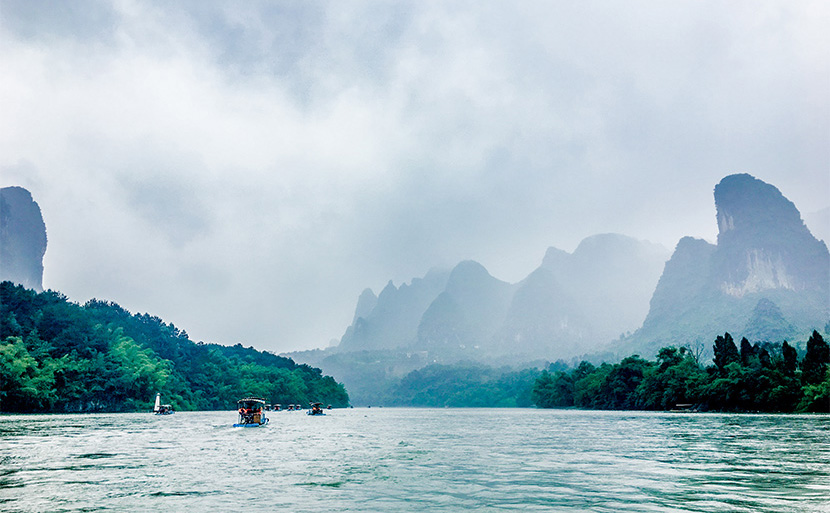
[573,363,611,408]
[596,356,654,410]
[636,347,706,410]
[532,371,574,408]
[713,333,740,373]
[739,337,756,367]
[781,341,798,375]
[801,331,830,386]
[798,368,830,413]
[1,281,350,412]
[0,337,57,411]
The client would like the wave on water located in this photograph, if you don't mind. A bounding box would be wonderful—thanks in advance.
[75,453,117,459]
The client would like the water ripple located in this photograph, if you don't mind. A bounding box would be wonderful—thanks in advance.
[0,410,828,512]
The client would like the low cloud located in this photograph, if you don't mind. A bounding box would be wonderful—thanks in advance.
[1,1,827,352]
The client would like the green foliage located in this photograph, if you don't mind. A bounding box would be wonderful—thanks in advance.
[573,363,612,409]
[531,371,574,408]
[635,347,707,410]
[0,337,57,410]
[713,333,740,373]
[531,333,829,413]
[390,364,540,407]
[781,341,798,375]
[596,355,654,410]
[0,282,349,412]
[798,368,830,412]
[801,331,829,386]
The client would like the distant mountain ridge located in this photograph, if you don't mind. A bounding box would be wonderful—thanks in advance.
[338,268,450,352]
[0,186,47,291]
[288,173,828,406]
[333,233,669,362]
[326,174,828,366]
[624,174,829,356]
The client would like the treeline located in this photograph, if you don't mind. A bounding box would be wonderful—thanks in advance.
[532,332,830,413]
[389,364,540,407]
[0,282,349,412]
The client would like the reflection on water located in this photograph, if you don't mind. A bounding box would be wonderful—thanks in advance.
[1,409,828,512]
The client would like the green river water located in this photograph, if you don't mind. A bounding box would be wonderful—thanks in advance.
[1,408,828,512]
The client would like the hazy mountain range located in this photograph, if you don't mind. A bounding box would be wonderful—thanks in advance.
[317,174,829,369]
[337,233,669,363]
[3,174,828,368]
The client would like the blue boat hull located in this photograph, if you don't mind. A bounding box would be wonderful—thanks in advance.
[233,418,269,427]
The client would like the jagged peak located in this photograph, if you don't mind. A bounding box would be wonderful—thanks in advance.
[1,185,36,202]
[574,233,637,252]
[541,246,569,270]
[352,288,378,323]
[714,174,804,240]
[674,236,716,252]
[377,280,398,300]
[447,260,493,285]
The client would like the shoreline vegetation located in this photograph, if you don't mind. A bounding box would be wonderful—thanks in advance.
[2,281,827,414]
[0,282,348,413]
[332,330,828,413]
[531,332,829,413]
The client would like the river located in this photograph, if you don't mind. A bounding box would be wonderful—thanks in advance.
[1,408,828,512]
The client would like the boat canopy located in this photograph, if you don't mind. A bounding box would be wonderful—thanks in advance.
[238,397,266,410]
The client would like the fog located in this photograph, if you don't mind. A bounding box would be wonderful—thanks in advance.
[1,1,827,352]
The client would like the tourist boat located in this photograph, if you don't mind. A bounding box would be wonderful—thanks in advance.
[307,402,325,416]
[233,397,269,427]
[153,393,174,415]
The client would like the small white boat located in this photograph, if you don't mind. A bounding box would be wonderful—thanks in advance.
[153,393,174,415]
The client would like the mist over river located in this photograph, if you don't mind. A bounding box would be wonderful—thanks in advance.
[1,409,828,512]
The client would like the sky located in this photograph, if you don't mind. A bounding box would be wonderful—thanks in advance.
[1,1,828,354]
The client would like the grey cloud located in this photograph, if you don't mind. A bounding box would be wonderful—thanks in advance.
[118,173,211,247]
[0,0,119,44]
[1,1,827,353]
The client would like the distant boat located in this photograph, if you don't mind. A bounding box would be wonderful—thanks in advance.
[153,393,174,415]
[307,402,325,416]
[670,403,697,413]
[233,397,269,427]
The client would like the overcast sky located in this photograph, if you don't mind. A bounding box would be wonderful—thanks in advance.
[1,1,828,353]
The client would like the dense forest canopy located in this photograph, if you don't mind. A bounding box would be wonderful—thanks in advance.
[532,332,829,413]
[389,364,540,408]
[0,282,349,412]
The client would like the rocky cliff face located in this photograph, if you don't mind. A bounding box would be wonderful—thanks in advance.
[713,174,827,297]
[628,174,829,356]
[0,187,47,291]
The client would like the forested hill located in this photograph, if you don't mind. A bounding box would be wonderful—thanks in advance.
[0,281,349,413]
